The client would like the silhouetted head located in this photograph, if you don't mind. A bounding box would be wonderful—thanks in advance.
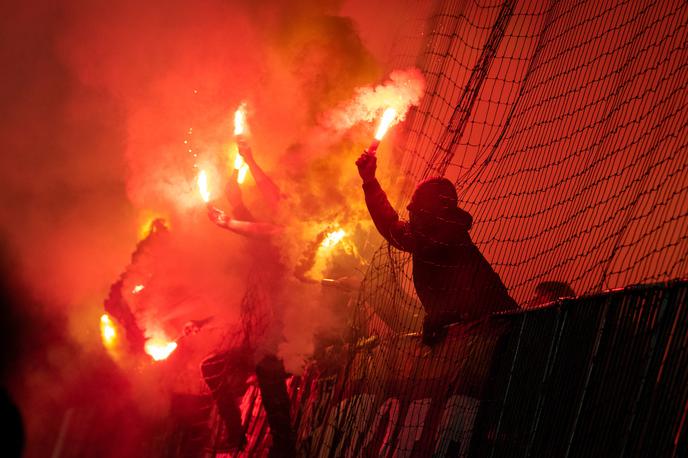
[527,281,576,308]
[407,177,471,236]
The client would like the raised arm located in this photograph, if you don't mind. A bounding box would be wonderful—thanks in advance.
[226,169,255,221]
[207,205,282,239]
[355,153,414,252]
[237,139,282,209]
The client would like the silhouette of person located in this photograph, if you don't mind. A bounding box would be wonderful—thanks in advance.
[356,152,517,344]
[205,140,295,457]
[523,281,576,309]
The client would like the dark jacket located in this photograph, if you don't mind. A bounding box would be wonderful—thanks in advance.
[362,179,517,336]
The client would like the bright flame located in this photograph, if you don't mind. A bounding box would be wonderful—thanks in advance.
[234,103,247,136]
[237,163,249,184]
[100,314,117,347]
[145,338,178,361]
[137,213,167,240]
[197,170,210,203]
[234,152,245,170]
[132,284,144,294]
[374,107,398,141]
[321,229,347,249]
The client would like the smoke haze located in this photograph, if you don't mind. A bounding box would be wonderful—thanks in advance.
[0,0,413,455]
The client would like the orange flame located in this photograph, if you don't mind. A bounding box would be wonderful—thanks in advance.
[233,151,245,170]
[233,148,250,184]
[237,163,249,184]
[197,170,210,203]
[374,107,398,141]
[144,337,178,361]
[234,103,247,136]
[321,228,347,249]
[100,314,117,348]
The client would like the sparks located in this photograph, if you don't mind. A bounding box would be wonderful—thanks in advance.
[100,314,117,347]
[321,229,347,249]
[197,170,210,203]
[375,107,398,141]
[132,284,144,294]
[144,337,178,361]
[234,103,247,136]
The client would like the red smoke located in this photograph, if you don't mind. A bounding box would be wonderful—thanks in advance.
[0,1,408,456]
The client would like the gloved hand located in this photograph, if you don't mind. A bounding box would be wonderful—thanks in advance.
[355,152,377,184]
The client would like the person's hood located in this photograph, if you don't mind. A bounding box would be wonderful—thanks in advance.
[452,206,473,231]
[411,205,473,246]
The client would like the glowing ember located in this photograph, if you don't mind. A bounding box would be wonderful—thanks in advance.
[375,107,398,141]
[234,103,247,136]
[144,338,178,361]
[197,170,210,203]
[100,314,117,347]
[321,229,347,249]
[132,284,144,294]
[237,163,249,184]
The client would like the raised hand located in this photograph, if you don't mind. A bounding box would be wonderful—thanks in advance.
[207,204,228,226]
[355,152,377,184]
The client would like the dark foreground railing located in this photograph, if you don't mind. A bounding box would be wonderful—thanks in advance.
[193,280,687,457]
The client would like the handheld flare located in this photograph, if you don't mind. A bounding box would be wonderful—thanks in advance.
[197,170,210,203]
[100,314,117,348]
[233,103,251,184]
[145,338,178,361]
[234,103,247,137]
[368,107,398,155]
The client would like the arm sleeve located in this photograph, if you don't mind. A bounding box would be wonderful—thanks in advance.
[362,179,415,252]
[232,203,255,222]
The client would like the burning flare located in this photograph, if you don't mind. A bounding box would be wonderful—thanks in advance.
[368,107,398,154]
[100,314,117,347]
[375,107,398,141]
[234,152,245,170]
[234,103,247,136]
[237,164,249,184]
[232,103,251,184]
[132,284,144,294]
[145,337,178,361]
[197,170,210,203]
[321,228,347,249]
[232,148,250,184]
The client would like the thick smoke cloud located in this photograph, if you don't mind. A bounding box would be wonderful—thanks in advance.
[0,0,409,455]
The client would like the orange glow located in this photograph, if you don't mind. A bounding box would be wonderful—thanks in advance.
[197,170,210,202]
[237,163,249,184]
[100,314,117,347]
[234,103,247,136]
[321,228,347,249]
[132,284,144,294]
[374,107,398,141]
[137,213,166,240]
[233,148,250,184]
[144,337,178,361]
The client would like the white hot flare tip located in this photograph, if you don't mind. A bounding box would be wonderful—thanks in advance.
[237,164,249,184]
[374,108,398,141]
[234,103,247,136]
[197,170,210,203]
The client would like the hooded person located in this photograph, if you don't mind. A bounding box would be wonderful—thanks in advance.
[356,152,517,344]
